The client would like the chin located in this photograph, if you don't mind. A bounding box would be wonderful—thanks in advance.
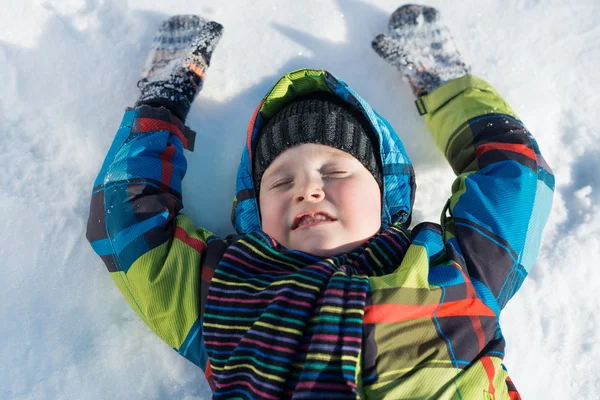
[298,239,367,257]
[302,247,342,258]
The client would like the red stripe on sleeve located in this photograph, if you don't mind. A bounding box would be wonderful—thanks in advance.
[476,143,536,160]
[480,356,496,398]
[174,226,206,254]
[363,298,495,324]
[159,144,176,187]
[470,315,486,352]
[139,118,188,149]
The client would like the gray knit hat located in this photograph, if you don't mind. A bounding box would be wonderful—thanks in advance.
[253,95,383,195]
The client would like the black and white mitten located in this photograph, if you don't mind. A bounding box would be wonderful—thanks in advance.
[372,5,470,97]
[135,15,223,121]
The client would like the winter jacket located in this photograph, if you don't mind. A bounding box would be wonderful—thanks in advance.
[87,68,554,399]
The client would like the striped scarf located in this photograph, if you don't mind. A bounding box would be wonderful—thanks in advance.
[203,224,410,399]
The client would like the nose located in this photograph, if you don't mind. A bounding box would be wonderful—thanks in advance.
[295,177,324,203]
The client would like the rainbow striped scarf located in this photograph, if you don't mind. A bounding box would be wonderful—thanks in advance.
[203,224,410,399]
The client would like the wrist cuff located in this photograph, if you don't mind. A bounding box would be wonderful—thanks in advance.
[135,80,196,121]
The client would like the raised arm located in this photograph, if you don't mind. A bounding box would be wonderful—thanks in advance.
[422,75,554,309]
[372,5,554,310]
[85,16,224,383]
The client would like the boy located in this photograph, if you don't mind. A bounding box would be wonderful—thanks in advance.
[87,5,554,399]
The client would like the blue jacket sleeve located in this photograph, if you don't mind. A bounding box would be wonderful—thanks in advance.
[419,75,555,311]
[86,106,219,387]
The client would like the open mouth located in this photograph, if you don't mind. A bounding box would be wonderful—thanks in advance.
[292,212,337,230]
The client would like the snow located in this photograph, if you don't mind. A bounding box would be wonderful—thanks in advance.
[1,0,599,398]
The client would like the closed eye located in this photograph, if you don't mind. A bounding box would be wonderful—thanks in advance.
[322,171,348,178]
[271,179,293,189]
[270,171,347,189]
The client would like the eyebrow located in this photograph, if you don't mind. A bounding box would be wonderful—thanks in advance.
[262,167,285,182]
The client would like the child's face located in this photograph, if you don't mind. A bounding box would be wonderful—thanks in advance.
[259,143,381,257]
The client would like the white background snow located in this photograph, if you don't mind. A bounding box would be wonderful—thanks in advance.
[1,0,599,399]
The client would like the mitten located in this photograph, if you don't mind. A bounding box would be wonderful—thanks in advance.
[135,15,223,121]
[372,4,470,97]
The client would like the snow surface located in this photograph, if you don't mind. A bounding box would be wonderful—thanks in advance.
[1,0,599,399]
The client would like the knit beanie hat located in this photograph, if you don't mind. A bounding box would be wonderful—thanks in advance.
[253,94,383,195]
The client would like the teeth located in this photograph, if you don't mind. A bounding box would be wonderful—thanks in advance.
[297,213,333,228]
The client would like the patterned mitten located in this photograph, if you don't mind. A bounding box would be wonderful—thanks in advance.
[372,4,470,97]
[135,15,223,121]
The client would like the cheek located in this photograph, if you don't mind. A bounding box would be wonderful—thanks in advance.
[260,195,287,235]
[337,180,381,225]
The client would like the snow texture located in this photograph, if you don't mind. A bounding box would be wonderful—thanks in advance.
[1,0,599,399]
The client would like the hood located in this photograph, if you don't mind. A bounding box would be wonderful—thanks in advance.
[231,68,415,235]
